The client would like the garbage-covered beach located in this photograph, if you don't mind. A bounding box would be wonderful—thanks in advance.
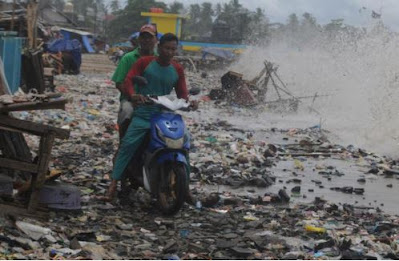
[0,54,398,260]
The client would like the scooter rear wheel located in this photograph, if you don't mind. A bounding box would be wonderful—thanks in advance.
[158,163,188,215]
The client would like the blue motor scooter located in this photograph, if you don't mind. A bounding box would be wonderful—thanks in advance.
[123,90,199,215]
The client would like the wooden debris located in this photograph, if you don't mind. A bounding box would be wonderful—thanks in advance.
[0,114,70,214]
[221,71,258,106]
[0,97,67,113]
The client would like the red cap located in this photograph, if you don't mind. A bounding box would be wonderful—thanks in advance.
[140,24,156,36]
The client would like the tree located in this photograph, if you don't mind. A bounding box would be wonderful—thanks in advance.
[302,12,317,28]
[213,0,254,43]
[286,13,299,32]
[222,2,233,15]
[248,7,269,44]
[253,7,264,24]
[93,0,107,34]
[215,3,222,17]
[324,18,344,32]
[52,0,65,11]
[189,4,201,23]
[68,0,96,30]
[110,0,120,13]
[199,2,213,36]
[169,1,184,14]
[230,0,242,12]
[185,4,201,39]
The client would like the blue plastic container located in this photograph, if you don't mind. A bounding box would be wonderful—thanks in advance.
[0,31,23,94]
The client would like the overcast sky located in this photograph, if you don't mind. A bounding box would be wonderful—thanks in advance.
[118,0,398,31]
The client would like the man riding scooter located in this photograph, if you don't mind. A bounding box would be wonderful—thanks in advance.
[112,24,158,140]
[103,33,198,202]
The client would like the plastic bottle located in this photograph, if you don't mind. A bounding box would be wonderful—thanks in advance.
[195,200,202,210]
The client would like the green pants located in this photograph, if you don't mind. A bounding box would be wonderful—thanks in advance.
[112,115,150,180]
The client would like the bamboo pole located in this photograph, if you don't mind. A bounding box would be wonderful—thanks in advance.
[26,0,38,49]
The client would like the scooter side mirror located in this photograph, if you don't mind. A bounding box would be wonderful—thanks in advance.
[189,87,201,96]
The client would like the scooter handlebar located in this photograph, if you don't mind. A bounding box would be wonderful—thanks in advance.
[134,95,197,111]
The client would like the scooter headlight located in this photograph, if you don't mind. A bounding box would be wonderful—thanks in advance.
[156,125,184,149]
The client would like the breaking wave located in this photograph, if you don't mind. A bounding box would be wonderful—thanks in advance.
[230,21,399,157]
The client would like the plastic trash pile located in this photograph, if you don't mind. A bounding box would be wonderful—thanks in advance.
[1,65,398,259]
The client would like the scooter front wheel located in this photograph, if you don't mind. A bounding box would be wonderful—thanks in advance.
[158,163,188,215]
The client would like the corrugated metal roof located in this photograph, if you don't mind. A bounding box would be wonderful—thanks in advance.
[41,8,69,24]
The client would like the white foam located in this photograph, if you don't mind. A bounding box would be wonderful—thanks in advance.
[228,21,399,156]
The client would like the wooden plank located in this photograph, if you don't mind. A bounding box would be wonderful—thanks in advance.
[28,132,55,213]
[0,158,36,173]
[0,125,25,134]
[26,2,33,49]
[0,203,48,220]
[0,115,70,139]
[0,98,67,113]
[26,1,39,49]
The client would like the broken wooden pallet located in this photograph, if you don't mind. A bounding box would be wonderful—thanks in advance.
[0,114,70,214]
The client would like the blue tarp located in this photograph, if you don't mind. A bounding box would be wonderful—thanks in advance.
[0,32,22,94]
[60,30,95,53]
[46,39,82,68]
[82,35,95,53]
[201,47,236,60]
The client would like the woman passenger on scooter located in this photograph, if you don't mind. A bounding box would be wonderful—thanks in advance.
[102,33,198,201]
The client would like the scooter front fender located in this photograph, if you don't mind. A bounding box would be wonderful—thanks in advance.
[157,152,187,165]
